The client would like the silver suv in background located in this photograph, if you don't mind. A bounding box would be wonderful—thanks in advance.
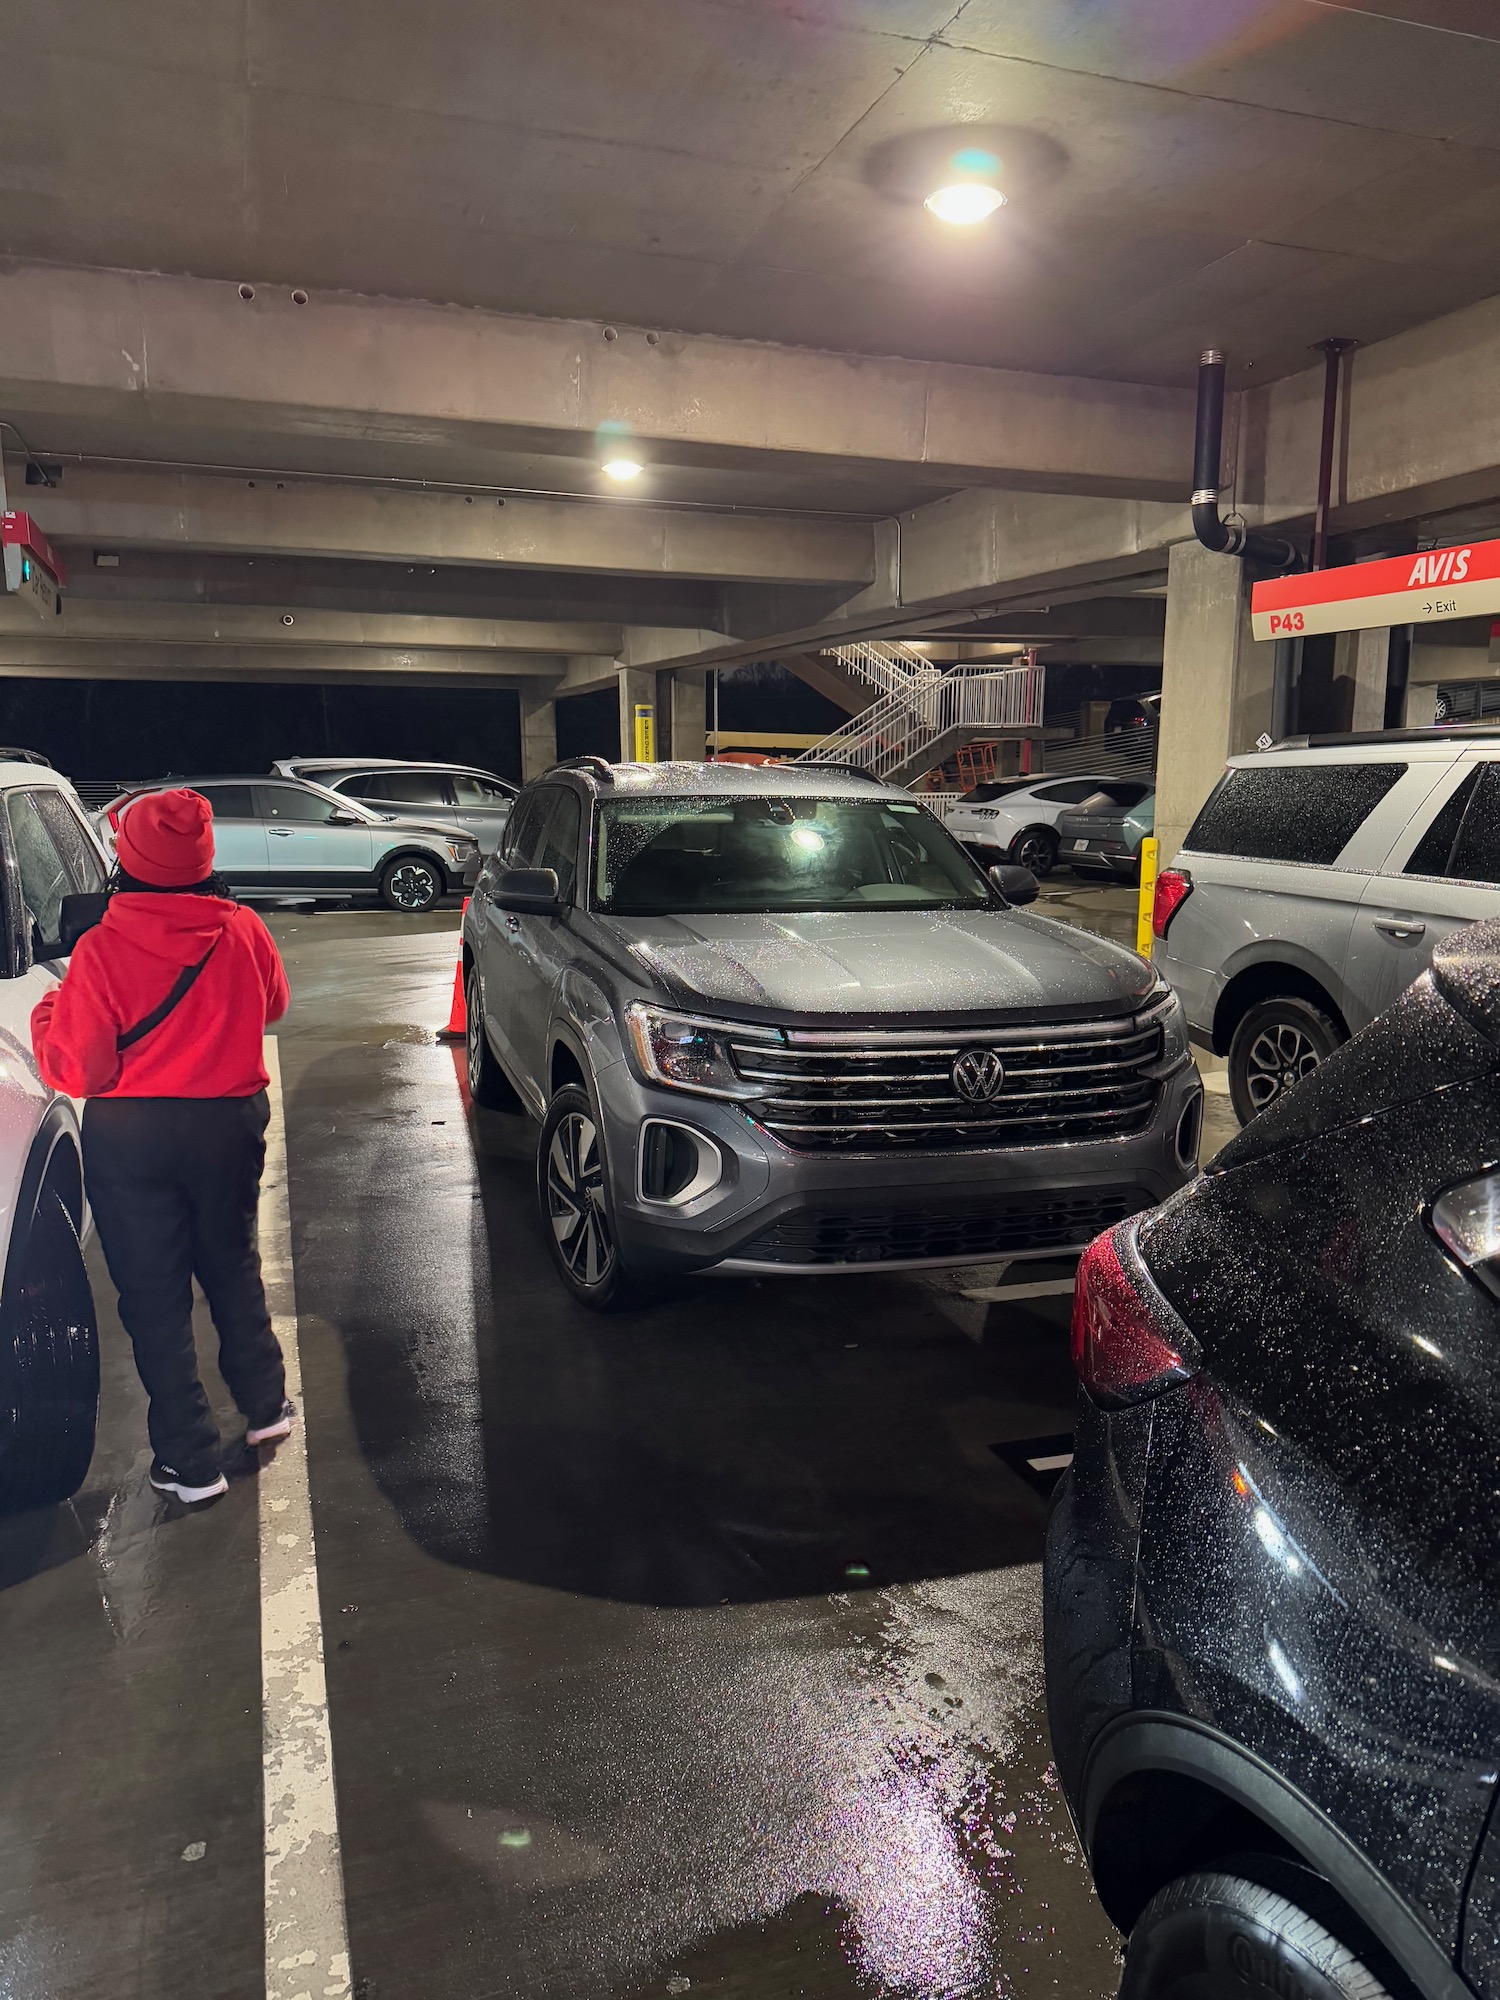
[462,758,1203,1310]
[1153,726,1500,1122]
[272,758,516,851]
[104,776,479,911]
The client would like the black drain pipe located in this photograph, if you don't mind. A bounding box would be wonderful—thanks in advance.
[1191,349,1301,738]
[1191,350,1299,570]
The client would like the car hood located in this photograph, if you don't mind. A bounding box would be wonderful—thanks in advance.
[605,907,1154,1024]
[376,815,466,842]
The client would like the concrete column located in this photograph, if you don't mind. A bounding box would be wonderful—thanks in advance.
[618,666,659,761]
[519,686,557,780]
[1333,628,1390,730]
[1156,540,1277,863]
[667,672,707,762]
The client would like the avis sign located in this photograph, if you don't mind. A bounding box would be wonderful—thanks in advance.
[1251,538,1500,642]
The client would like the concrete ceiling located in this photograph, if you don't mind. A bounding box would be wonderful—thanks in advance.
[6,0,1500,388]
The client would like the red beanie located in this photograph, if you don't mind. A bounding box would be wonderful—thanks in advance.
[116,787,216,888]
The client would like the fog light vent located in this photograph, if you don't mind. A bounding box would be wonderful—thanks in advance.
[1175,1090,1204,1170]
[638,1120,723,1206]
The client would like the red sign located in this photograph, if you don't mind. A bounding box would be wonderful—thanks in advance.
[1251,537,1500,641]
[1,511,67,588]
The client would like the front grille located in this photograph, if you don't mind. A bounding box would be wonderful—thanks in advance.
[734,1188,1149,1266]
[727,1013,1165,1152]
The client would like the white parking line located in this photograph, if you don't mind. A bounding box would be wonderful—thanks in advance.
[259,1038,352,2000]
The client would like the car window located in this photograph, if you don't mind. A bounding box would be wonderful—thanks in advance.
[595,794,991,915]
[31,789,107,894]
[194,783,257,818]
[1032,779,1105,805]
[502,791,551,865]
[1407,764,1500,885]
[451,773,513,806]
[535,789,581,900]
[347,771,452,806]
[258,785,344,823]
[1072,782,1152,812]
[5,791,73,940]
[1186,763,1408,865]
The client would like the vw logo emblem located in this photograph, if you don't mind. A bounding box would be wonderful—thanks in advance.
[951,1048,1005,1102]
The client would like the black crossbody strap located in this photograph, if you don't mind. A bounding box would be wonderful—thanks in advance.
[117,937,220,1052]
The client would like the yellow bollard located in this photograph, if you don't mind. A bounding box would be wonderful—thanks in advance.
[1136,836,1160,960]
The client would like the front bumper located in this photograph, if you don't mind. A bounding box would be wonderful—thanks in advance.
[449,854,481,893]
[595,1057,1203,1277]
[1063,840,1137,877]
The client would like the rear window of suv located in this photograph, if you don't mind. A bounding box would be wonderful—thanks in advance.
[1185,762,1407,865]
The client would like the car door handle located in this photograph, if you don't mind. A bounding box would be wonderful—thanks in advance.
[504,914,521,933]
[1374,917,1425,941]
[269,827,295,838]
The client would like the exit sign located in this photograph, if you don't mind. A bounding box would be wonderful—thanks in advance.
[1251,538,1500,641]
[2,512,66,621]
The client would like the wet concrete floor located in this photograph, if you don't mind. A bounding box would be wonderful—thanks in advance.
[0,887,1229,2000]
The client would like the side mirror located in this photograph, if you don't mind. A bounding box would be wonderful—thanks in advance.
[491,866,562,915]
[60,892,109,951]
[989,864,1039,907]
[328,809,362,825]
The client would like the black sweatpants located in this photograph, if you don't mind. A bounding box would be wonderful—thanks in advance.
[83,1093,286,1477]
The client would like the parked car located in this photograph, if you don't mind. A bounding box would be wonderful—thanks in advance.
[1057,782,1155,881]
[271,758,516,852]
[1104,691,1161,733]
[1044,914,1500,2000]
[1153,725,1500,1123]
[0,757,105,1511]
[102,776,479,912]
[461,758,1202,1309]
[944,774,1125,877]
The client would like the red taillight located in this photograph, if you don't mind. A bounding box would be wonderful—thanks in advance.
[1070,1227,1198,1405]
[1152,867,1192,939]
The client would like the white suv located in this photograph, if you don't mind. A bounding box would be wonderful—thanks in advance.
[0,759,106,1510]
[943,774,1124,876]
[1154,726,1500,1123]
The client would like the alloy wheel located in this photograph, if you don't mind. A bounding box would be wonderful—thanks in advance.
[545,1110,615,1288]
[1013,830,1054,876]
[1244,1019,1322,1111]
[465,976,484,1096]
[387,861,438,910]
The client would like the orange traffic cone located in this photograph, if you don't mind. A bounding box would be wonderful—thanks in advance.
[440,900,469,1038]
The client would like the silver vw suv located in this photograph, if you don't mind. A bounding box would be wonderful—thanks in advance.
[461,759,1203,1309]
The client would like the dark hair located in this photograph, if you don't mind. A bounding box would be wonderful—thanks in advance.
[110,865,235,900]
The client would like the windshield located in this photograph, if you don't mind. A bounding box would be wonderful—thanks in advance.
[594,795,995,915]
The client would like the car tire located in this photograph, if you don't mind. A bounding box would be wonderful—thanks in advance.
[0,1183,100,1513]
[465,969,522,1111]
[1229,994,1344,1124]
[1009,826,1058,877]
[379,854,443,913]
[1121,1869,1391,2000]
[537,1083,644,1311]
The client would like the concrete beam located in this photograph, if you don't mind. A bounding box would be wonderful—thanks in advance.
[15,462,874,587]
[0,596,621,656]
[0,641,605,685]
[0,261,1195,501]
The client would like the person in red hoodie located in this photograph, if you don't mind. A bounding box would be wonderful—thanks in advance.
[32,787,293,1504]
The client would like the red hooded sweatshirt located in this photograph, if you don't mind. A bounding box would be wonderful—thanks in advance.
[31,894,289,1099]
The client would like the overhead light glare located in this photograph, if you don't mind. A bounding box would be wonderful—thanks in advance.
[602,457,643,481]
[925,184,1006,225]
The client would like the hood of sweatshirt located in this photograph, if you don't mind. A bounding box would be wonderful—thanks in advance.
[100,893,239,968]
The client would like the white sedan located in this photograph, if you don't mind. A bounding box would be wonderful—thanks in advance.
[943,775,1124,877]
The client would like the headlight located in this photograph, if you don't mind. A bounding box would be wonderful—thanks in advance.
[1430,1174,1500,1301]
[624,1004,778,1099]
[446,842,475,862]
[1141,980,1190,1075]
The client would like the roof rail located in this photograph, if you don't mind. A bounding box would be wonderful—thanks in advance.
[546,755,615,783]
[1271,723,1500,750]
[0,746,53,767]
[795,760,888,785]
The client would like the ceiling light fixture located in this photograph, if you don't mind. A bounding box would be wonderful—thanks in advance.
[602,458,643,481]
[925,183,1006,225]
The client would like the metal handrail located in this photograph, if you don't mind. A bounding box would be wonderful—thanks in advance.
[797,665,1046,784]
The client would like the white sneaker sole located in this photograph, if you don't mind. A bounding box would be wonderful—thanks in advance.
[246,1414,295,1447]
[150,1470,229,1503]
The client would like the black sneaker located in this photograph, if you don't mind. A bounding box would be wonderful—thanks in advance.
[150,1457,229,1503]
[245,1398,297,1447]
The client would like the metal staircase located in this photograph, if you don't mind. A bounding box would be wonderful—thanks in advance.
[796,643,1045,788]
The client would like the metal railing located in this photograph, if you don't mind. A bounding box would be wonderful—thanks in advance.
[797,664,1046,785]
[1039,723,1157,783]
[830,639,944,703]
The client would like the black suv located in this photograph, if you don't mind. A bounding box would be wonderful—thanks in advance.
[1044,917,1500,2000]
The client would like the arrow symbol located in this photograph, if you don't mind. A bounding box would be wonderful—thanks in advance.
[1424,601,1433,612]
